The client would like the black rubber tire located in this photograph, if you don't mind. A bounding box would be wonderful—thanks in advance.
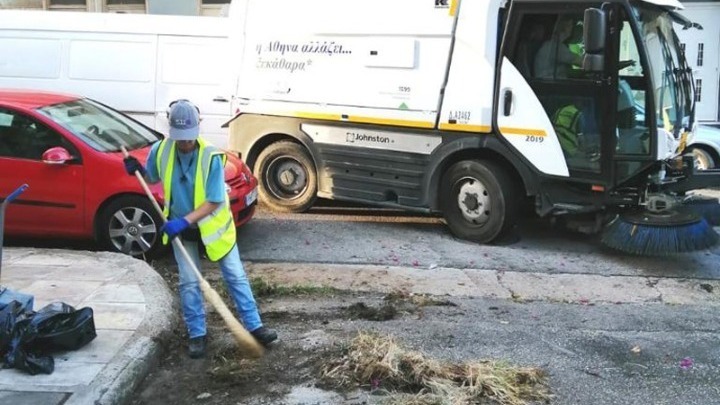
[439,160,518,243]
[254,141,317,213]
[688,147,715,170]
[96,195,165,259]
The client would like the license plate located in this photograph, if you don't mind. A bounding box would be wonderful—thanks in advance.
[245,188,258,206]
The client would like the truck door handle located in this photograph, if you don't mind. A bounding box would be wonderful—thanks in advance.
[213,97,229,103]
[503,90,513,117]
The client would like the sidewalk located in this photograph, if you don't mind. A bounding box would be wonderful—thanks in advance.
[0,248,176,405]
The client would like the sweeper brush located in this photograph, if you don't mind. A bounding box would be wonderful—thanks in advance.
[601,210,719,256]
[683,196,720,226]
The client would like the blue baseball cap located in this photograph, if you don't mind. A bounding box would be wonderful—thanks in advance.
[168,99,200,141]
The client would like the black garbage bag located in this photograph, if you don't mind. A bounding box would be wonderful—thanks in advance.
[0,301,96,375]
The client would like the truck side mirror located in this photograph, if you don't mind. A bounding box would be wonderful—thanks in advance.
[583,8,606,72]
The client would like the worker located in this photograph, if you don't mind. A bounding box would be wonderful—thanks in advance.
[552,103,584,158]
[534,16,584,79]
[122,99,277,358]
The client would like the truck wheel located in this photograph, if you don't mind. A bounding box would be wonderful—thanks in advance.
[254,141,317,212]
[96,195,164,259]
[439,160,518,243]
[688,147,715,170]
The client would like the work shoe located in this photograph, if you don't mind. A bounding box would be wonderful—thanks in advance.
[188,336,207,359]
[250,326,278,347]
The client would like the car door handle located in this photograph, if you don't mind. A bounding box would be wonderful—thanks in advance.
[213,97,229,103]
[503,90,513,117]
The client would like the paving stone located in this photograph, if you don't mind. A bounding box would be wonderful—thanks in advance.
[0,362,104,388]
[22,280,103,308]
[81,302,147,330]
[0,391,69,405]
[84,284,145,303]
[53,330,134,364]
[1,265,64,280]
[0,278,35,290]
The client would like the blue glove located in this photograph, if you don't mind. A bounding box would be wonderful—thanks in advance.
[162,218,190,239]
[123,156,146,176]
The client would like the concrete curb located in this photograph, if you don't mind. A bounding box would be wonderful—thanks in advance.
[58,251,178,405]
[65,337,161,405]
[246,262,720,306]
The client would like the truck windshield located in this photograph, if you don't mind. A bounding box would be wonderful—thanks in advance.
[37,98,159,152]
[633,4,692,136]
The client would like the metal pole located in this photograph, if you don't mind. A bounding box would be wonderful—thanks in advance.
[0,184,28,281]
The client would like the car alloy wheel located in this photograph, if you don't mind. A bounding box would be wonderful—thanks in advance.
[97,195,163,258]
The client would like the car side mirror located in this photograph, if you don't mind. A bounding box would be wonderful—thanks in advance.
[42,146,73,165]
[583,8,606,72]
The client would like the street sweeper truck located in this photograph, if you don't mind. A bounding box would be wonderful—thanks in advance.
[225,0,720,255]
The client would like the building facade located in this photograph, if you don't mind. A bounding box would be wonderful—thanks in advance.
[0,0,230,16]
[676,1,720,123]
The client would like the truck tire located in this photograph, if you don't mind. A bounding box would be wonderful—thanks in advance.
[96,195,165,259]
[254,141,317,212]
[439,160,518,243]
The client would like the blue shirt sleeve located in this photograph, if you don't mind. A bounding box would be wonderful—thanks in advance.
[206,155,225,204]
[145,142,161,184]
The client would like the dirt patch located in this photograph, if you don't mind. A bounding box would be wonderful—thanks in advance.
[131,257,549,405]
[344,290,458,321]
[346,302,398,321]
[132,258,348,405]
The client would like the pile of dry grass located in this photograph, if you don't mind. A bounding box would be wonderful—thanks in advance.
[321,333,550,405]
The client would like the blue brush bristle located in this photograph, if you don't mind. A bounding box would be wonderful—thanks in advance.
[601,217,719,256]
[684,200,720,226]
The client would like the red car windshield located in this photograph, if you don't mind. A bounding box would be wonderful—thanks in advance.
[37,98,160,152]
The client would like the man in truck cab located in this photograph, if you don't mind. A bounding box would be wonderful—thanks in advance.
[534,16,585,79]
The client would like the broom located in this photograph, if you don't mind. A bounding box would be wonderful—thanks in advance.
[601,209,719,256]
[121,146,264,358]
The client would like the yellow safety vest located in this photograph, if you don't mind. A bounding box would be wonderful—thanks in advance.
[552,105,582,157]
[155,138,236,261]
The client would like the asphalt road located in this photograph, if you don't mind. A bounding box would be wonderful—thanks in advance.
[7,199,719,279]
[237,202,720,280]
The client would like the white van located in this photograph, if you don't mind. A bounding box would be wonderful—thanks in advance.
[0,10,234,148]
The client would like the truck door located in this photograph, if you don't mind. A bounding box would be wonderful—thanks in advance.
[496,3,615,183]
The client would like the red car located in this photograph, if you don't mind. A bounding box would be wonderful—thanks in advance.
[0,89,257,258]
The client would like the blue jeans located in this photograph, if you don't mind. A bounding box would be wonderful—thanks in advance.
[172,240,262,339]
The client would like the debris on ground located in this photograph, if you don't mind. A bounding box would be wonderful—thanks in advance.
[383,290,457,308]
[320,332,550,405]
[346,302,398,321]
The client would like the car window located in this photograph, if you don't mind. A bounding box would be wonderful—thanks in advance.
[0,112,12,127]
[0,108,70,160]
[38,98,159,152]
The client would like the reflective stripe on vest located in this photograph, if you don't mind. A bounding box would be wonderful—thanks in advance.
[552,105,581,156]
[156,138,236,261]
